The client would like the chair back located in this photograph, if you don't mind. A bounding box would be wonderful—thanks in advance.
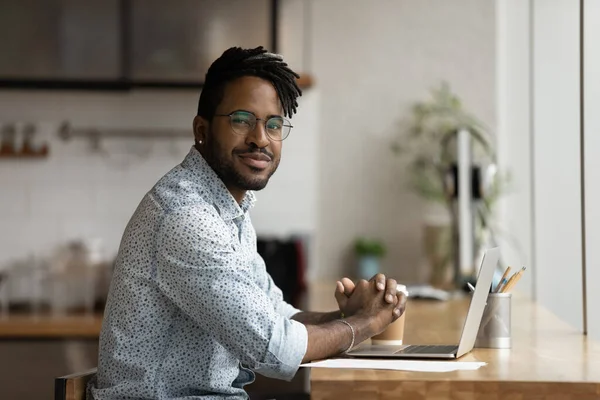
[54,368,97,400]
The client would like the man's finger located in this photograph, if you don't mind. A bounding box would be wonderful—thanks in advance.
[340,277,355,297]
[370,273,386,291]
[400,291,408,305]
[357,279,369,289]
[395,293,408,311]
[393,307,403,318]
[385,278,397,304]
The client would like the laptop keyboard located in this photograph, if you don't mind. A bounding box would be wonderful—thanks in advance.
[395,345,458,355]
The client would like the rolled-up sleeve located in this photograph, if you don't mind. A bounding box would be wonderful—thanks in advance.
[155,205,307,380]
[263,271,303,319]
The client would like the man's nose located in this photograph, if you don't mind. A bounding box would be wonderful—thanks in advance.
[245,121,270,148]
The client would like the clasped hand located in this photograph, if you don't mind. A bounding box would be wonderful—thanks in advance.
[334,274,407,324]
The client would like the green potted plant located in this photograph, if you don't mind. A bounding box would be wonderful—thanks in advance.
[391,82,512,288]
[354,238,387,279]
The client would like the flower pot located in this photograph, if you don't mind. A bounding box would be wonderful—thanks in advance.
[357,255,380,280]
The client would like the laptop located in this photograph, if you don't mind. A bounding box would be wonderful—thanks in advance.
[346,247,500,359]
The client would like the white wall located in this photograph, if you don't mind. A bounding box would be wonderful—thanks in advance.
[495,0,534,297]
[531,0,583,331]
[496,0,600,334]
[0,90,194,262]
[584,0,600,341]
[497,0,584,328]
[310,0,496,281]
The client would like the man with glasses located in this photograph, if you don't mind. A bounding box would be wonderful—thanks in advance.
[90,47,406,400]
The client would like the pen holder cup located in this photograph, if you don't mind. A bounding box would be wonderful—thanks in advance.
[475,293,511,349]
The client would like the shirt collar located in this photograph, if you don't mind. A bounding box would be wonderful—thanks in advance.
[181,146,256,220]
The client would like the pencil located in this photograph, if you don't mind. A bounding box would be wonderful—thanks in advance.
[500,269,519,293]
[501,267,526,293]
[495,266,512,293]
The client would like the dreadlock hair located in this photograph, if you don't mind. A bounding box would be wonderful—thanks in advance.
[197,46,302,120]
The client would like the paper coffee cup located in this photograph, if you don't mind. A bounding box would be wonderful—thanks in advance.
[371,312,406,345]
[371,284,408,345]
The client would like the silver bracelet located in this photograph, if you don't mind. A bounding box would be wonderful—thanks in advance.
[337,319,355,353]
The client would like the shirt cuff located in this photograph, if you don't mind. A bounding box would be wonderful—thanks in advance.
[255,318,308,381]
[276,301,303,319]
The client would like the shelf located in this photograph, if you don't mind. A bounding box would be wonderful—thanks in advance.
[0,148,49,159]
[0,313,103,339]
[296,75,314,90]
[0,79,129,91]
[0,74,315,92]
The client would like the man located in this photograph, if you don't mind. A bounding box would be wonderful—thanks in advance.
[90,46,406,399]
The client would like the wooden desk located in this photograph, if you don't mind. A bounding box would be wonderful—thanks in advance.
[0,313,103,339]
[308,283,600,400]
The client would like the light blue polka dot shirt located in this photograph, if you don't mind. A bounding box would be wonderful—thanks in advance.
[89,147,308,399]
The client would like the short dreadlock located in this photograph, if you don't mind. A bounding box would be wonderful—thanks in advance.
[197,46,302,119]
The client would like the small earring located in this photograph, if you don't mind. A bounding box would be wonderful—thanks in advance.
[198,140,203,144]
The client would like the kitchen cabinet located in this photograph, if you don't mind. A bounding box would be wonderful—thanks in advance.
[130,0,271,83]
[0,0,280,88]
[0,0,121,80]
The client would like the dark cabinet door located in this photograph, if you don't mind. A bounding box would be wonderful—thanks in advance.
[0,0,121,80]
[129,0,271,82]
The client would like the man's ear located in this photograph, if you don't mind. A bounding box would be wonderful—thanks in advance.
[193,116,208,144]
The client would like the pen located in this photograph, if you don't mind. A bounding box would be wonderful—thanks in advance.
[494,278,508,293]
[495,266,512,293]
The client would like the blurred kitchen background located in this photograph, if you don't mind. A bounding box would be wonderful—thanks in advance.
[2,0,599,399]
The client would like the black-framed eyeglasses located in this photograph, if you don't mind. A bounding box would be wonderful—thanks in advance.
[214,110,293,141]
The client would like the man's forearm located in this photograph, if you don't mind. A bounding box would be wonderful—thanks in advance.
[301,315,375,363]
[292,311,342,325]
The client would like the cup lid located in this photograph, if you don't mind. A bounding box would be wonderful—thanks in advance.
[397,284,409,297]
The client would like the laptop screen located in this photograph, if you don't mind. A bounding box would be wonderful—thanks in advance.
[456,247,500,357]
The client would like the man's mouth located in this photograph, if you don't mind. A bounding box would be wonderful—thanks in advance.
[237,153,271,170]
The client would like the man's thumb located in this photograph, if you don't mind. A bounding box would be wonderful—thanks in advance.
[335,281,346,303]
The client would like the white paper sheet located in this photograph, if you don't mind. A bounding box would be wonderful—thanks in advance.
[300,358,486,373]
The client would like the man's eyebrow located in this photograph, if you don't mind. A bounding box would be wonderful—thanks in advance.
[230,109,255,115]
[229,109,284,119]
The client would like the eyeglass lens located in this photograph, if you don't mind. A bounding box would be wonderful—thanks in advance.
[230,111,290,140]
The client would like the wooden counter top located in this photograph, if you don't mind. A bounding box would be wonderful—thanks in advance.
[307,283,600,400]
[0,313,103,339]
